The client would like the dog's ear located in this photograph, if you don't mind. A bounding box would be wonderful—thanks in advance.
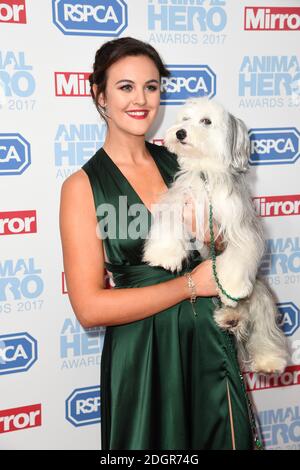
[227,113,250,174]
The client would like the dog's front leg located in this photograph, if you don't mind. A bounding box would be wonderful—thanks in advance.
[215,244,254,307]
[209,184,264,307]
[142,199,188,272]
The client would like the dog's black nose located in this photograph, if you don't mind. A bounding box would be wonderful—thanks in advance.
[176,129,187,141]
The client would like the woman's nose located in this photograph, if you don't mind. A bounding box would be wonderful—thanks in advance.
[132,88,146,105]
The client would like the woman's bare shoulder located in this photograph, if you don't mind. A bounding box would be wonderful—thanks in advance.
[62,168,89,189]
[60,169,94,205]
[60,169,97,226]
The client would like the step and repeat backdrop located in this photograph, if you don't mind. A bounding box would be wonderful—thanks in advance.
[1,0,300,450]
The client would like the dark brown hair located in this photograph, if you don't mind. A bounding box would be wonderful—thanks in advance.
[89,37,170,121]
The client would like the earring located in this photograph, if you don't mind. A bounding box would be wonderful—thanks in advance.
[101,103,109,118]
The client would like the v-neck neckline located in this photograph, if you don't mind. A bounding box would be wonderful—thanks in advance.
[100,142,169,216]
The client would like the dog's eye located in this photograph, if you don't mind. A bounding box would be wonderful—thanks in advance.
[200,118,212,126]
[182,117,190,121]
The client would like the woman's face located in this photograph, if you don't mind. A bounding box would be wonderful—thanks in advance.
[95,55,161,137]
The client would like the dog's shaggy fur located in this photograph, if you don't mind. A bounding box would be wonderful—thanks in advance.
[142,97,289,374]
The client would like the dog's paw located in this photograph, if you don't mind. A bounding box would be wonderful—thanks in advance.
[217,281,253,307]
[142,240,185,272]
[159,257,183,272]
[213,306,242,333]
[218,292,238,308]
[239,281,254,299]
[250,356,288,374]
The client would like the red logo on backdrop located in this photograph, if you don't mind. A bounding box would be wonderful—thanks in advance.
[0,404,42,434]
[0,0,27,24]
[0,210,37,235]
[244,365,300,392]
[55,72,90,97]
[253,195,300,217]
[245,7,300,31]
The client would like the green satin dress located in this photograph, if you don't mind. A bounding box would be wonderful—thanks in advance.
[81,141,254,450]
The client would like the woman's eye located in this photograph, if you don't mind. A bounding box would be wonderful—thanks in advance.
[200,118,212,125]
[147,85,158,92]
[120,84,132,91]
[119,84,158,92]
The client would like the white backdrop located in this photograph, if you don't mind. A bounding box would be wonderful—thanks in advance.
[1,0,300,450]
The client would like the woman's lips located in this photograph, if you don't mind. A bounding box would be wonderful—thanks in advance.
[126,110,149,120]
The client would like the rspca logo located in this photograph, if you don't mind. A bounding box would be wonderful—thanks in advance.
[161,65,216,105]
[0,51,35,98]
[278,302,300,337]
[0,134,31,176]
[249,128,300,165]
[52,0,128,36]
[55,123,106,172]
[66,386,101,427]
[0,333,38,376]
[60,318,104,370]
[0,257,44,302]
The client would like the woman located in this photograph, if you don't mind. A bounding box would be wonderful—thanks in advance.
[59,37,258,450]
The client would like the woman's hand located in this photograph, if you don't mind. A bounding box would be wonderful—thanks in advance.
[183,195,225,253]
[190,259,218,297]
[204,229,226,253]
[203,203,225,253]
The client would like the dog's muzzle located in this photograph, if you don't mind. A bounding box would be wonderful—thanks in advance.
[176,129,187,142]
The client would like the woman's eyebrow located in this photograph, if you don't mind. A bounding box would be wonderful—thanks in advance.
[115,79,160,85]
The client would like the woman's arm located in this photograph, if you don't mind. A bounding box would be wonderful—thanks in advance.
[59,170,216,328]
[184,194,225,251]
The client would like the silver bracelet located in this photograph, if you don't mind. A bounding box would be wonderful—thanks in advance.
[184,272,198,316]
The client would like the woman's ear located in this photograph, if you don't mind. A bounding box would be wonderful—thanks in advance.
[92,84,98,98]
[92,85,106,108]
[98,91,106,108]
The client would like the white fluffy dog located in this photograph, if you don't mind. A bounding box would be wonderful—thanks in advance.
[142,97,289,374]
